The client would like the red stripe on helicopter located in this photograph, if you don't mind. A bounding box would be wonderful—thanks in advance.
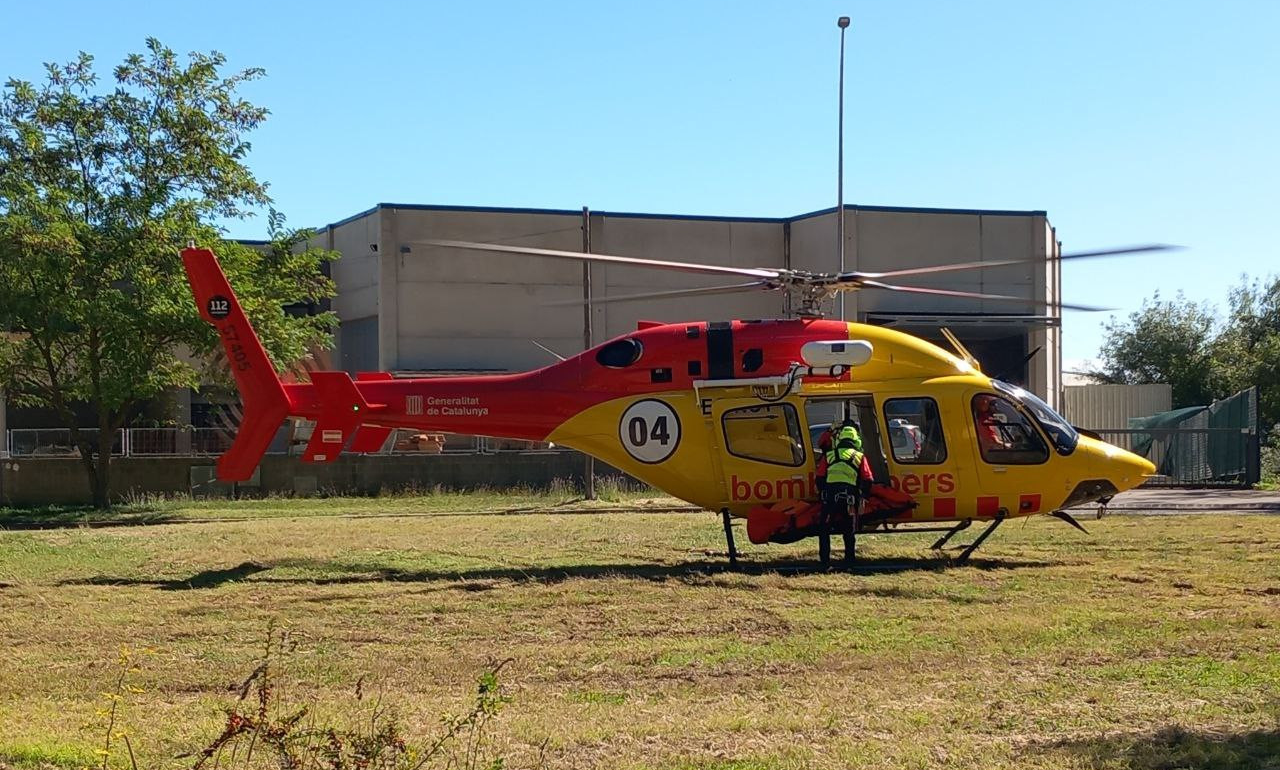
[1018,493,1042,513]
[977,496,1000,517]
[932,497,956,518]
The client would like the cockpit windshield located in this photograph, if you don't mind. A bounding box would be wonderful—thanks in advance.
[991,380,1079,456]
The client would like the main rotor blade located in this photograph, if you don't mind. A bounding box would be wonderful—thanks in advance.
[855,260,1037,280]
[1059,244,1180,260]
[419,239,782,280]
[859,244,1179,281]
[857,280,1113,311]
[545,281,776,307]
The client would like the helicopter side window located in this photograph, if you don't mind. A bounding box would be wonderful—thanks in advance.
[722,404,805,466]
[596,338,643,368]
[883,398,947,465]
[972,394,1049,465]
[991,379,1079,456]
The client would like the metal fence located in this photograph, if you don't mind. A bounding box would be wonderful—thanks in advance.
[4,427,571,459]
[127,427,234,456]
[5,428,127,458]
[1093,428,1261,488]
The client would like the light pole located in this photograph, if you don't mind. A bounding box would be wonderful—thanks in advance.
[582,206,595,500]
[837,15,850,320]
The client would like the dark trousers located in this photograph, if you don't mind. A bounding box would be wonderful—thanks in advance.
[819,482,858,565]
[822,482,857,524]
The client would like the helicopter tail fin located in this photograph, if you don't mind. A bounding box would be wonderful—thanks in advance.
[182,246,293,482]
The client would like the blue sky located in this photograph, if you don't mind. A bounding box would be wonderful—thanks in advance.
[3,1,1277,364]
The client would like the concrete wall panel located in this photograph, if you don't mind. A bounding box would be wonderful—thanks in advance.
[398,335,583,372]
[326,211,381,320]
[393,209,585,284]
[396,281,583,339]
[339,316,379,374]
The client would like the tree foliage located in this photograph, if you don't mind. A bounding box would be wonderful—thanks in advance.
[1215,277,1280,433]
[1094,292,1222,409]
[1095,277,1280,446]
[0,40,336,507]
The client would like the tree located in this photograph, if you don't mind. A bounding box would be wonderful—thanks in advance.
[1215,276,1280,433]
[1094,292,1222,408]
[1095,277,1280,484]
[0,40,336,508]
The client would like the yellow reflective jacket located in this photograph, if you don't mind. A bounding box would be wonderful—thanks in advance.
[824,428,864,486]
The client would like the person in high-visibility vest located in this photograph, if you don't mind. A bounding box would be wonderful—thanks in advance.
[820,421,865,565]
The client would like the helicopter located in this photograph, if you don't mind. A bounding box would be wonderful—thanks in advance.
[182,238,1162,567]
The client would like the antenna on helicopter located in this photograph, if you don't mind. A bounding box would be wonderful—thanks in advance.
[530,339,567,362]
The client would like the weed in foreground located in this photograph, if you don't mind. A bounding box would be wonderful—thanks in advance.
[93,629,518,770]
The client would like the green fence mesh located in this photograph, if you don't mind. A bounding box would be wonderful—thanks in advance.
[1127,387,1259,485]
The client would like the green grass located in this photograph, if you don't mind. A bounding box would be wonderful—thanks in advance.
[1,499,1278,769]
[0,484,673,527]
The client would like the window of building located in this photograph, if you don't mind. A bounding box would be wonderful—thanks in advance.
[722,403,805,466]
[972,394,1049,464]
[883,398,947,464]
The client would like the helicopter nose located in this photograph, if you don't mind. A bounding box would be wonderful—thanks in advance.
[1079,436,1156,493]
[1109,446,1157,491]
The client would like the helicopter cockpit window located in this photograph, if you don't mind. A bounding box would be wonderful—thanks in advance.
[972,394,1049,465]
[596,338,643,368]
[722,404,805,466]
[991,380,1079,456]
[883,398,947,464]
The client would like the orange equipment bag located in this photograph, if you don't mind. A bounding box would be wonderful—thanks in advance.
[862,483,918,518]
[746,499,822,544]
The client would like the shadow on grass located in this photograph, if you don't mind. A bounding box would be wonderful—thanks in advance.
[1032,724,1280,770]
[0,503,179,530]
[0,503,694,530]
[59,553,1061,591]
[63,560,272,590]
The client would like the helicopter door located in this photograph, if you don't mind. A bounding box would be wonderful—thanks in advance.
[968,391,1052,517]
[712,398,812,509]
[801,396,891,484]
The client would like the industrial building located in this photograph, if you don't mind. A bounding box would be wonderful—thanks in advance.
[318,202,1064,406]
[0,200,1064,448]
[1,199,1068,503]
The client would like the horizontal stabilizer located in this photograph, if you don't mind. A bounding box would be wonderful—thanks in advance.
[301,371,387,463]
[349,425,394,454]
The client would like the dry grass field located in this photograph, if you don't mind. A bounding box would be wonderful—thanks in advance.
[0,494,1277,769]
